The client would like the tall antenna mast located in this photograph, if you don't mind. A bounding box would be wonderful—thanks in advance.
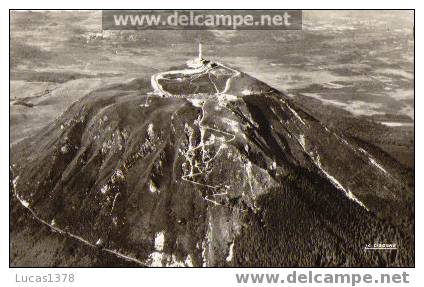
[198,33,203,61]
[198,41,202,60]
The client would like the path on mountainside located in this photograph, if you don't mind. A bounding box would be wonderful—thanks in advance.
[180,100,236,206]
[12,182,145,266]
[152,62,244,207]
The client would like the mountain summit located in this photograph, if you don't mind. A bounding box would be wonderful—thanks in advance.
[11,57,413,267]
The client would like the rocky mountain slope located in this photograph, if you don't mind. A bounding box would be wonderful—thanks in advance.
[10,58,414,267]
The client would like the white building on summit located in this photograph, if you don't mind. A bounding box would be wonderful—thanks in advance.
[187,41,216,69]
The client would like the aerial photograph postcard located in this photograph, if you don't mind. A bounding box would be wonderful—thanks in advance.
[10,10,414,268]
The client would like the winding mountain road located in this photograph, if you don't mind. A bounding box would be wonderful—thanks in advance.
[151,61,242,207]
